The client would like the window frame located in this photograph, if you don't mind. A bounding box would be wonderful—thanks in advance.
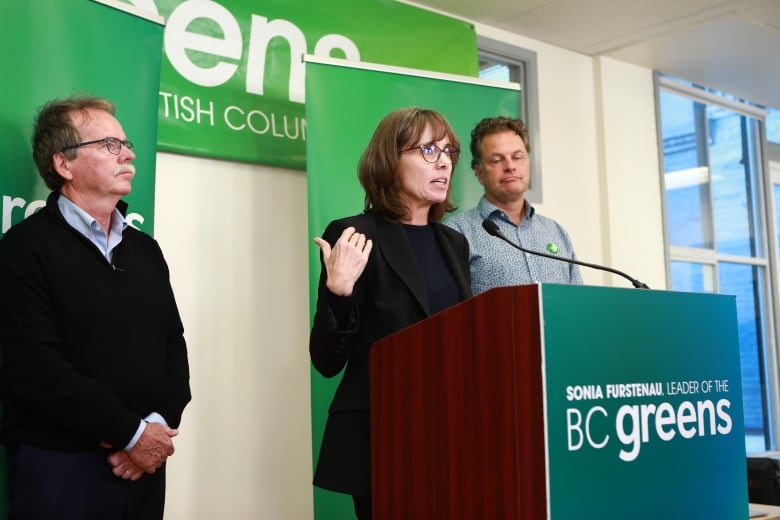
[655,73,780,452]
[764,140,780,449]
[477,35,543,203]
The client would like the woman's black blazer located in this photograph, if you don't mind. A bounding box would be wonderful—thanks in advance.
[310,210,472,412]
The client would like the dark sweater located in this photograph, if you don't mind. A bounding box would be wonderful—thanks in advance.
[0,192,191,451]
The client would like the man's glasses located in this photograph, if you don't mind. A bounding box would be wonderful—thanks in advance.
[62,137,134,155]
[402,143,459,163]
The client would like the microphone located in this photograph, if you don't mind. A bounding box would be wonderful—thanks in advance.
[481,218,649,289]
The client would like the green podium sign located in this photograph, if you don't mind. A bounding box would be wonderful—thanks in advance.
[370,284,748,519]
[542,284,746,518]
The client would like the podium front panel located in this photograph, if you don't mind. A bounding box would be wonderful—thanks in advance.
[541,284,747,519]
[370,284,748,519]
[371,285,546,519]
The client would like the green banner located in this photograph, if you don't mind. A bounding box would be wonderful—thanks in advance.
[542,284,747,518]
[1,0,162,237]
[305,56,519,519]
[119,0,477,169]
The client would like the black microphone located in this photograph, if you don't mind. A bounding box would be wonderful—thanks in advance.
[481,218,649,289]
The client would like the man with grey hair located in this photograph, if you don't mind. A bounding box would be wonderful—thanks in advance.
[0,95,191,519]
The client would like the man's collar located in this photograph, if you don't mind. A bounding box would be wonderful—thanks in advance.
[477,195,535,222]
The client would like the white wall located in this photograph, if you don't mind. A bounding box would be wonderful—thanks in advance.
[152,20,668,520]
[594,56,667,289]
[153,154,313,519]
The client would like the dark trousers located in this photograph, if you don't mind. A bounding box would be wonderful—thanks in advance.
[7,444,166,520]
[353,495,372,520]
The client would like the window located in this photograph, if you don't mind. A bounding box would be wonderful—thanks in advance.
[656,75,775,453]
[768,108,780,144]
[477,37,542,203]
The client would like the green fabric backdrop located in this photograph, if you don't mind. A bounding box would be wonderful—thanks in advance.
[1,0,162,237]
[148,0,479,169]
[305,56,520,519]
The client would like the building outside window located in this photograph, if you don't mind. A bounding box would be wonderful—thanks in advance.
[657,75,778,453]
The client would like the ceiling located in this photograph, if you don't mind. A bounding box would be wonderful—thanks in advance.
[407,0,780,110]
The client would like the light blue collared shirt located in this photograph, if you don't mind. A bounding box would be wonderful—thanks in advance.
[57,193,168,449]
[57,194,127,263]
[445,195,583,295]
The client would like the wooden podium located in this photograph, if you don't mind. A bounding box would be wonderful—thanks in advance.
[369,284,748,519]
[370,285,547,518]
